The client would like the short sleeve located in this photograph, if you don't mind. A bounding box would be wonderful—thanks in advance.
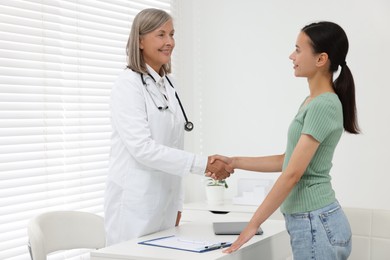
[302,97,340,143]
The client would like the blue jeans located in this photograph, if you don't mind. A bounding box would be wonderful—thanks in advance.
[283,201,352,260]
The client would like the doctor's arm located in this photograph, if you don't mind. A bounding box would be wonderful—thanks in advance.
[111,75,232,178]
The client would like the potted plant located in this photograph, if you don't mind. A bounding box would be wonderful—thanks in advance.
[206,178,228,188]
[205,178,228,206]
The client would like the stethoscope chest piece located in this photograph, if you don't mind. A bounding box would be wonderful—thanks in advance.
[184,121,194,132]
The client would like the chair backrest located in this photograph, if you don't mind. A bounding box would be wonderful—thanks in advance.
[28,211,106,260]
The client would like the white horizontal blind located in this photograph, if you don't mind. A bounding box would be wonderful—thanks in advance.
[0,0,172,259]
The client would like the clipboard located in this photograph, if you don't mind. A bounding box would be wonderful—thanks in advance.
[138,235,232,253]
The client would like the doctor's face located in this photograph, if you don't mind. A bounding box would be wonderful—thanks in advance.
[140,19,175,73]
[289,32,319,78]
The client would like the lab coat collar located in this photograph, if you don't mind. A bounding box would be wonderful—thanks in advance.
[146,64,169,98]
[145,64,177,115]
[146,64,164,83]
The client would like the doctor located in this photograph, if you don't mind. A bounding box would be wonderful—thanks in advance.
[104,8,232,245]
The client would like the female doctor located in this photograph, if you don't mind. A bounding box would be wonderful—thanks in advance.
[104,8,232,245]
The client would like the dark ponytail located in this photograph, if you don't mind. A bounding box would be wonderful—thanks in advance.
[302,21,360,134]
[334,64,359,133]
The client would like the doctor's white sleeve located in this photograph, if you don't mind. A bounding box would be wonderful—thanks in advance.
[191,155,208,175]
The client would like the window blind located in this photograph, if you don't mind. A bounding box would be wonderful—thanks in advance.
[0,0,172,259]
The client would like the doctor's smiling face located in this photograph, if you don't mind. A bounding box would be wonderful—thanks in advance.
[289,32,320,78]
[140,19,175,74]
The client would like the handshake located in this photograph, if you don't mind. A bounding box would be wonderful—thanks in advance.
[205,155,234,181]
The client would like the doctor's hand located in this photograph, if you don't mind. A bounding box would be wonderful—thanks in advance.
[209,154,234,167]
[222,222,259,254]
[206,156,234,180]
[207,154,236,180]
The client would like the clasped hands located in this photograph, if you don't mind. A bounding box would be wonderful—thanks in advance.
[205,155,233,180]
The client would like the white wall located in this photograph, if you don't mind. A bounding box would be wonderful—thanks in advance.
[175,0,390,210]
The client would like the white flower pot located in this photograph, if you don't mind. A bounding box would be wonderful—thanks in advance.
[205,185,225,206]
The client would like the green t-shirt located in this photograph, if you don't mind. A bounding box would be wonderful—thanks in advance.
[280,93,343,214]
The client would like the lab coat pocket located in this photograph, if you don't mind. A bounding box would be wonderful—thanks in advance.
[319,206,352,247]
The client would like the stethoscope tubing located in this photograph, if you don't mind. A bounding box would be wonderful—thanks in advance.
[140,73,194,132]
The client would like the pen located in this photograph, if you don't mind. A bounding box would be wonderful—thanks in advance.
[204,242,227,249]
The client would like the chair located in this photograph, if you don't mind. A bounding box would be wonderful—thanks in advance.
[27,211,106,260]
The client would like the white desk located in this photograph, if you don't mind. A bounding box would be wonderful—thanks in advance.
[91,218,290,260]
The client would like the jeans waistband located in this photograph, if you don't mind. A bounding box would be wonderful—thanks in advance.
[283,200,340,218]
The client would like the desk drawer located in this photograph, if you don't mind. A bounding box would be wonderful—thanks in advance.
[181,209,253,223]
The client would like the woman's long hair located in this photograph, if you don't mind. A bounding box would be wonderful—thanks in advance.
[303,21,360,134]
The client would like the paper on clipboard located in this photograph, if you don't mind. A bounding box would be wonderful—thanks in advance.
[138,235,231,253]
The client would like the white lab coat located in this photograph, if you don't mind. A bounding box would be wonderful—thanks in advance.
[104,68,206,245]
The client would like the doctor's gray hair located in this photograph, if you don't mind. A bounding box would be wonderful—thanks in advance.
[126,8,173,74]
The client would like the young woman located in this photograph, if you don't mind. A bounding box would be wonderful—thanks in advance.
[105,8,232,245]
[210,21,359,259]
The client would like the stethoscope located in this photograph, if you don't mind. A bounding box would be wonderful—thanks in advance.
[140,73,194,132]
